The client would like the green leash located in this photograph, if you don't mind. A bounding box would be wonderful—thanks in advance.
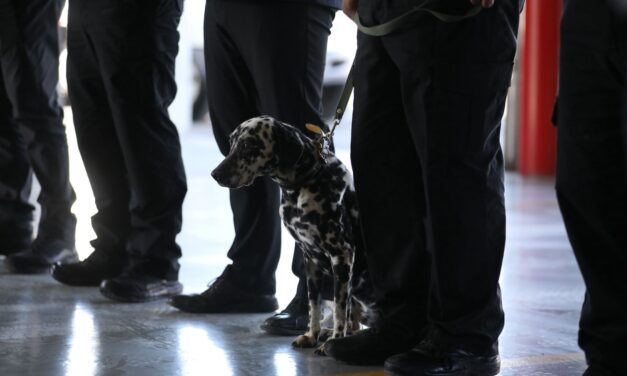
[351,3,483,37]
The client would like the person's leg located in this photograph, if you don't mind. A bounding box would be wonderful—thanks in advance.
[0,73,33,255]
[0,0,37,255]
[381,2,519,375]
[325,10,429,364]
[81,0,187,302]
[52,0,131,286]
[4,0,78,273]
[168,0,280,314]
[557,1,627,374]
[210,0,282,295]
[241,2,336,334]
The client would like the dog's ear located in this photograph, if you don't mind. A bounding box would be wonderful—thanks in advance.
[273,122,305,172]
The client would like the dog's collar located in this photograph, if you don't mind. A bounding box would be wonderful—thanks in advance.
[279,159,324,191]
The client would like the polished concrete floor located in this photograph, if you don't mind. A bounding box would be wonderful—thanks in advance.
[0,110,588,376]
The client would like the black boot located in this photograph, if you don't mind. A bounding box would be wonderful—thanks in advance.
[169,274,278,313]
[261,294,309,335]
[51,249,126,286]
[325,325,422,366]
[5,237,78,274]
[384,340,501,376]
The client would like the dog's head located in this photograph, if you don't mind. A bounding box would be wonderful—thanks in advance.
[211,116,311,188]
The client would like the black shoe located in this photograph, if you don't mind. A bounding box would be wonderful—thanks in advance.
[168,275,278,313]
[51,249,126,286]
[384,340,501,376]
[5,238,78,274]
[325,326,421,366]
[261,295,309,335]
[100,274,183,303]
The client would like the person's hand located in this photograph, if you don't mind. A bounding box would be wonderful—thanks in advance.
[470,0,495,8]
[343,0,358,18]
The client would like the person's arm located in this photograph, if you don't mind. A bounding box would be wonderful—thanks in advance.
[470,0,495,8]
[342,0,358,18]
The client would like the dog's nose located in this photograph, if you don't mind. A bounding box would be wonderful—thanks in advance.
[211,168,224,183]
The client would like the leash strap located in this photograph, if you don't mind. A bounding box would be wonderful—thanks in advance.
[351,3,483,37]
[307,66,354,163]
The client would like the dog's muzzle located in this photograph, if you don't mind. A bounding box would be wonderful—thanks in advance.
[211,159,238,188]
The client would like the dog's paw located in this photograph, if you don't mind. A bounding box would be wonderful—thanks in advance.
[292,335,317,348]
[314,343,328,356]
[317,328,333,343]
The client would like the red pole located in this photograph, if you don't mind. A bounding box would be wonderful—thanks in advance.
[519,0,562,176]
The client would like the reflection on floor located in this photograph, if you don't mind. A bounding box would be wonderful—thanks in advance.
[0,114,587,376]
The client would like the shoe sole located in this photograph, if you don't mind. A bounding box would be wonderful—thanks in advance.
[52,273,104,287]
[384,357,500,376]
[101,282,184,303]
[325,346,387,366]
[168,298,279,313]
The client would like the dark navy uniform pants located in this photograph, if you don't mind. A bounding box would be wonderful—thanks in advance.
[556,1,627,374]
[351,0,521,354]
[0,0,75,250]
[66,0,187,280]
[204,0,336,296]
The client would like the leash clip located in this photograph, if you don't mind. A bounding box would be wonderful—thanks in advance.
[306,123,331,164]
[317,136,331,163]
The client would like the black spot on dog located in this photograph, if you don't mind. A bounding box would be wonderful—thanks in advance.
[333,263,350,284]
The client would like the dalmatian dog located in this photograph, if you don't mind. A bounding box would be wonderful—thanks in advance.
[211,116,374,355]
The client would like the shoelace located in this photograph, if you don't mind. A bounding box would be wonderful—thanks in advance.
[201,276,227,296]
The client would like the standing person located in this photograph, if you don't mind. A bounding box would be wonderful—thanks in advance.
[324,0,521,375]
[555,1,627,375]
[169,0,339,336]
[0,0,77,274]
[51,0,188,303]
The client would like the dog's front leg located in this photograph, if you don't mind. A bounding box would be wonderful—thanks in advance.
[292,259,321,349]
[330,263,350,340]
[315,251,354,356]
